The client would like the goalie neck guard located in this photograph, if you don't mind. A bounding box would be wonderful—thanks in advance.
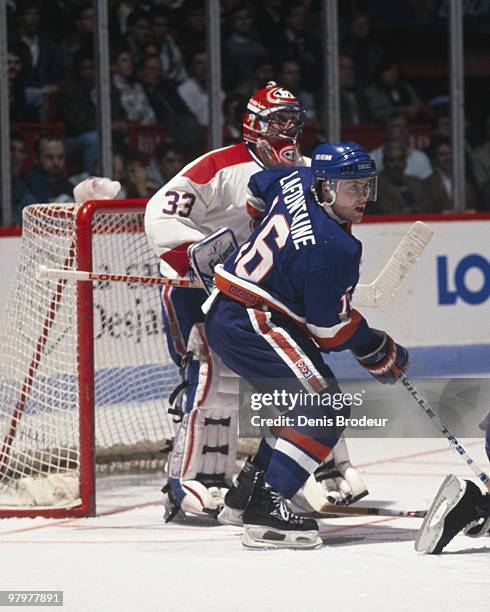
[243,81,305,165]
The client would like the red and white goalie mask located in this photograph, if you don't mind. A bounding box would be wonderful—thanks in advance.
[243,81,305,166]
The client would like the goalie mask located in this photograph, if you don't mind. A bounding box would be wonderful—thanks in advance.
[311,141,377,223]
[243,81,305,166]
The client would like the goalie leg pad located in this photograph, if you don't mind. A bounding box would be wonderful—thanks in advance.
[165,323,239,517]
[160,286,207,366]
[161,286,208,436]
[181,323,239,485]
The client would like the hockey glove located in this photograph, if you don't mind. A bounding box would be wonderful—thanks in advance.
[353,330,409,384]
[74,177,121,204]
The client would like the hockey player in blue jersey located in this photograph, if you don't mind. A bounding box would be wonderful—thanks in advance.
[204,141,409,549]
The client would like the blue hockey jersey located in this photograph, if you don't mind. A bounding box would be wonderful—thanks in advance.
[214,166,378,352]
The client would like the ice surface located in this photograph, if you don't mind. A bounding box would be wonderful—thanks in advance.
[1,438,488,612]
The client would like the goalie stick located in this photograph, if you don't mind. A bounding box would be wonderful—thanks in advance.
[295,472,426,517]
[308,505,427,519]
[36,265,202,288]
[37,221,432,309]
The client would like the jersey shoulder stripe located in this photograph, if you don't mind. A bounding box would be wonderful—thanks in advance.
[182,142,254,185]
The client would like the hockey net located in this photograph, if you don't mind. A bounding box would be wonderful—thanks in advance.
[0,200,178,517]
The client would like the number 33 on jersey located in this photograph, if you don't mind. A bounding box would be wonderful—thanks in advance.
[161,190,196,218]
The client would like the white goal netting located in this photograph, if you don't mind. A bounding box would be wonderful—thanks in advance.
[0,201,178,512]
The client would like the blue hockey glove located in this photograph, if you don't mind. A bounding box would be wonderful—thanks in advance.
[353,331,409,384]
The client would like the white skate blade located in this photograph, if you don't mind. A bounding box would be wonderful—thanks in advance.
[414,475,465,553]
[242,525,322,550]
[217,505,243,526]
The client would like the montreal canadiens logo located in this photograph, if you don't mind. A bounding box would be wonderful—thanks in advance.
[279,145,297,162]
[266,87,296,104]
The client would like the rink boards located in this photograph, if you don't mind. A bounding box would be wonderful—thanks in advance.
[0,215,489,378]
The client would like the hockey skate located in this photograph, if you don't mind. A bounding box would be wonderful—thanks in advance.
[241,471,322,550]
[415,474,490,554]
[217,457,260,526]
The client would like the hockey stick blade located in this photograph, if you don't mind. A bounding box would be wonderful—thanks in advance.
[352,221,433,308]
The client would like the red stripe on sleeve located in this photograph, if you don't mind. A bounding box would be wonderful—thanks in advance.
[312,309,363,350]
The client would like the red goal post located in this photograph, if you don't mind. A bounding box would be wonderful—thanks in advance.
[0,199,178,518]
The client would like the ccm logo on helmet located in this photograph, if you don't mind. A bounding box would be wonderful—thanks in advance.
[315,154,333,160]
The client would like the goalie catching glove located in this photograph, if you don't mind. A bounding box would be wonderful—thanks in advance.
[74,177,121,204]
[353,330,408,384]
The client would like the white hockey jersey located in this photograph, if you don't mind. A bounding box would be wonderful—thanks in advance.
[144,142,310,277]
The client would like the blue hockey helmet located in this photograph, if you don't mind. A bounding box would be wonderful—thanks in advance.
[312,141,376,181]
[311,141,377,204]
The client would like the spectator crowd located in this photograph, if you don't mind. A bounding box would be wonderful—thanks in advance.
[4,0,490,226]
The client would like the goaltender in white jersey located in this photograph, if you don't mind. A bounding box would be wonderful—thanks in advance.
[144,82,368,521]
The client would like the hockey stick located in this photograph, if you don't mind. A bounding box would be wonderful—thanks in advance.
[309,505,426,519]
[400,374,490,492]
[352,221,433,308]
[36,265,202,289]
[37,221,432,307]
